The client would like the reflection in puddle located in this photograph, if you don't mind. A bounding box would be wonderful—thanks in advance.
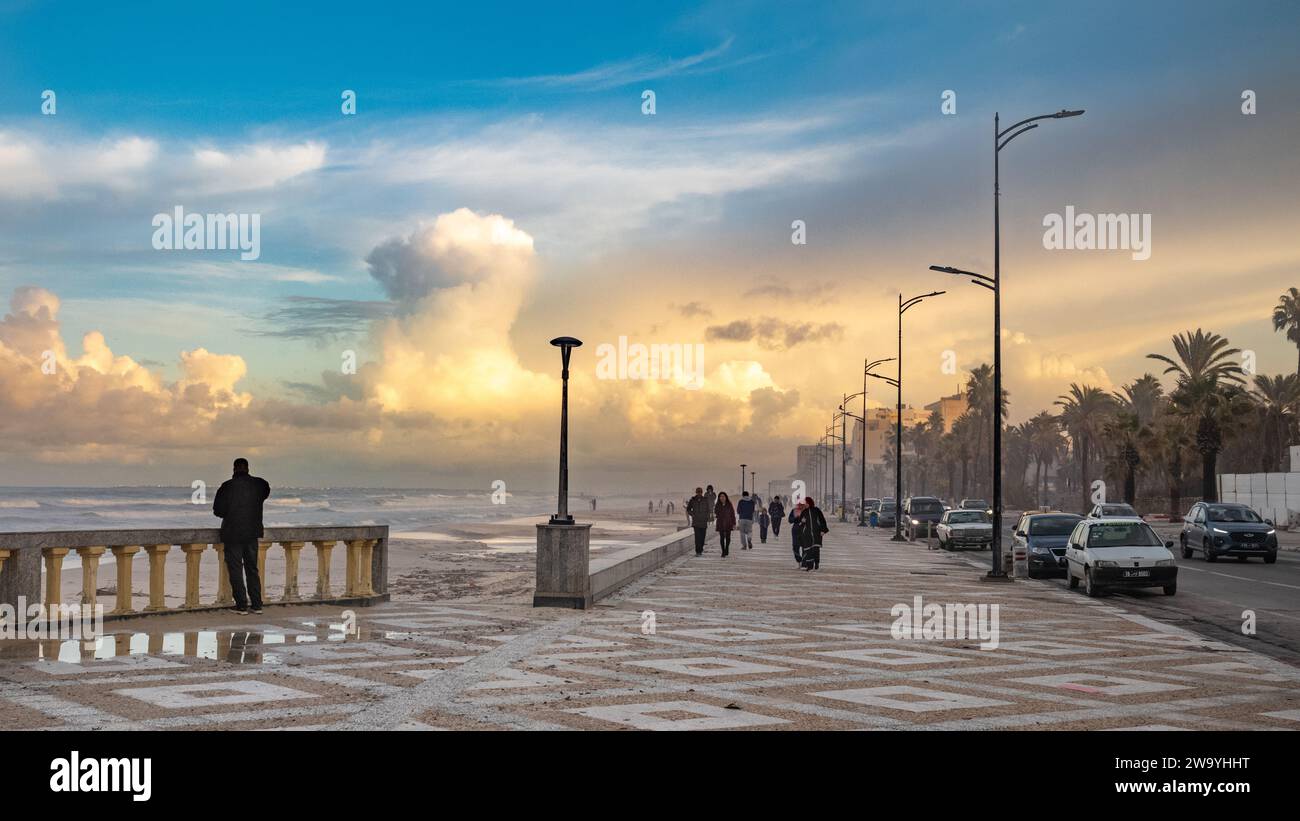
[0,621,387,666]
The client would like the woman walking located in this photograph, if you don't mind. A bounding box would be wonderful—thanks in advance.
[714,491,737,557]
[758,506,770,543]
[788,499,805,566]
[797,496,830,571]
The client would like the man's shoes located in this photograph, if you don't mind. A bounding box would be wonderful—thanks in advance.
[251,608,264,615]
[234,607,249,615]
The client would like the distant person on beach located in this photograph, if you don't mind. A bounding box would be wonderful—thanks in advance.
[736,491,756,550]
[705,485,717,523]
[714,491,736,557]
[788,499,804,566]
[649,499,654,513]
[687,488,710,555]
[212,457,271,615]
[591,497,597,511]
[758,507,770,543]
[768,496,785,538]
[797,496,830,571]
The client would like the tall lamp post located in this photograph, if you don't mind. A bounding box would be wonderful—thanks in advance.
[884,292,945,540]
[740,464,747,495]
[929,107,1083,578]
[751,470,757,499]
[535,336,592,610]
[844,357,895,526]
[549,336,582,524]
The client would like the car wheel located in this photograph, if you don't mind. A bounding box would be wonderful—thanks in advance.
[1085,567,1101,598]
[1265,553,1277,564]
[1180,535,1192,559]
[1163,581,1177,596]
[1204,540,1217,562]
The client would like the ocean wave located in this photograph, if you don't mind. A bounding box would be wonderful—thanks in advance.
[0,500,40,508]
[59,497,185,507]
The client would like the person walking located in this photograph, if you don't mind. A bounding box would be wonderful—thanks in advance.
[758,507,770,543]
[705,485,717,523]
[714,491,736,557]
[797,496,830,571]
[212,457,271,615]
[788,500,804,566]
[687,487,710,555]
[769,495,785,538]
[736,491,756,549]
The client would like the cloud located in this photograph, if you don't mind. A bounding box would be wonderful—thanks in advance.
[250,296,396,341]
[492,37,737,91]
[706,317,844,350]
[677,301,713,318]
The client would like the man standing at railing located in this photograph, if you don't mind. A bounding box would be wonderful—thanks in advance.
[213,458,271,615]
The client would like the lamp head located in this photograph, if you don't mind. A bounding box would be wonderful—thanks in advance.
[1054,109,1085,118]
[550,336,583,349]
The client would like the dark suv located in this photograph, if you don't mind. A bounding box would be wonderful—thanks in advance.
[903,496,945,540]
[1180,502,1278,563]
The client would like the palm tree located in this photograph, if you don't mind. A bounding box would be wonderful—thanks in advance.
[1107,376,1163,505]
[963,363,1009,500]
[1147,329,1246,501]
[1273,287,1300,376]
[1250,373,1300,471]
[1151,409,1192,520]
[1056,384,1115,513]
[1025,411,1064,507]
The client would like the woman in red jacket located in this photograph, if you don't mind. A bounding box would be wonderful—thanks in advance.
[714,491,737,557]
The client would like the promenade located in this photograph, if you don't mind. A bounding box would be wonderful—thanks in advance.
[2,524,1299,730]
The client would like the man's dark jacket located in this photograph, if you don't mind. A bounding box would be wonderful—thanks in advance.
[213,473,272,542]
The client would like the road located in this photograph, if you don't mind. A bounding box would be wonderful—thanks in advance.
[948,513,1300,667]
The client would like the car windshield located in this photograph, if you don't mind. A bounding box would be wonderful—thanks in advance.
[1101,505,1136,516]
[910,500,942,513]
[1086,521,1163,548]
[1207,505,1263,523]
[947,511,988,524]
[1029,515,1081,536]
[962,500,988,509]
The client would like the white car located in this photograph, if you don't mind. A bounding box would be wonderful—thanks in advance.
[935,509,993,550]
[1087,502,1139,519]
[1064,517,1178,597]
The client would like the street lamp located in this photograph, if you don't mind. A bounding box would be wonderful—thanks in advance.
[751,470,756,499]
[843,357,895,526]
[928,106,1083,578]
[882,292,945,540]
[740,463,747,495]
[549,336,582,525]
[826,422,842,518]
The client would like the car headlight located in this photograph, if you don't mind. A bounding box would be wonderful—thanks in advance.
[1031,546,1051,554]
[1267,529,1276,535]
[911,519,919,525]
[1155,559,1175,566]
[1212,527,1229,535]
[1094,560,1117,567]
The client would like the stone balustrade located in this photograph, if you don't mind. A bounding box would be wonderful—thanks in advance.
[0,526,388,621]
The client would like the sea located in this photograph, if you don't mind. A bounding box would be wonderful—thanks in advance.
[0,486,675,534]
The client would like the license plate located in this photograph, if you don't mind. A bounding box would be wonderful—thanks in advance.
[1122,569,1150,578]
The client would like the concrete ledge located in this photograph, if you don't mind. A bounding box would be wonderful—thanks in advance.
[590,527,711,602]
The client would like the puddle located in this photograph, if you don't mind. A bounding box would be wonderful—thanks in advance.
[0,620,401,666]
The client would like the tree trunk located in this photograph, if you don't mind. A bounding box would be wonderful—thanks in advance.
[1202,450,1217,502]
[1124,466,1136,504]
[1079,437,1091,514]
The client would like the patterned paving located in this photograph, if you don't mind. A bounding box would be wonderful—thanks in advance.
[3,526,1300,730]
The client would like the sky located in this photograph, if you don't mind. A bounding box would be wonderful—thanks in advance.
[1,0,1298,491]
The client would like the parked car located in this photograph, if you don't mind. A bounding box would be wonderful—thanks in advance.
[1013,512,1083,578]
[960,498,992,514]
[1064,517,1178,597]
[877,498,897,528]
[903,496,945,540]
[936,509,992,550]
[1087,502,1139,518]
[1179,502,1278,563]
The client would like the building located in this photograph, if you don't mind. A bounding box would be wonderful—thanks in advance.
[923,390,968,433]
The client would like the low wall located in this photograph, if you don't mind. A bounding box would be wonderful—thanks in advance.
[590,527,713,602]
[1219,473,1300,527]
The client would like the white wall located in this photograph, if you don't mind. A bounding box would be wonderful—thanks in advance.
[1218,473,1300,527]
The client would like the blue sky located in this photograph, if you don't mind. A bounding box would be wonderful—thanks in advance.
[1,1,1298,486]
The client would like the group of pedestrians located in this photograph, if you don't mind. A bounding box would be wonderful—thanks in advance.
[684,486,829,569]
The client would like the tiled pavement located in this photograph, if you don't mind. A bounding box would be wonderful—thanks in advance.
[3,526,1299,731]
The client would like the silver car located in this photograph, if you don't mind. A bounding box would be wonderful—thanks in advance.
[936,509,993,550]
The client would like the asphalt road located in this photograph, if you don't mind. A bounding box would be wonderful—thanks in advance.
[958,514,1300,667]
